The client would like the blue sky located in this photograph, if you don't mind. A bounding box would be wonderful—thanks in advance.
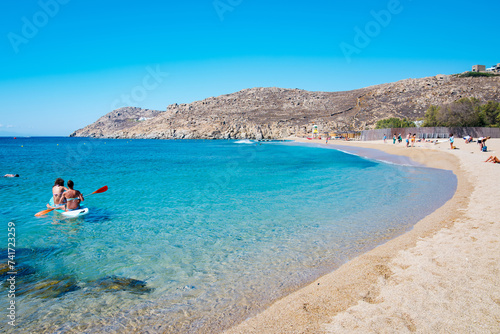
[0,0,499,136]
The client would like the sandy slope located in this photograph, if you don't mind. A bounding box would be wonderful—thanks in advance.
[224,137,500,333]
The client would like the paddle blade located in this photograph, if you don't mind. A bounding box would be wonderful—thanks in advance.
[85,185,108,197]
[35,208,55,217]
[91,185,108,195]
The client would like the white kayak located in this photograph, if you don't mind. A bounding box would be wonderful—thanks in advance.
[49,198,89,218]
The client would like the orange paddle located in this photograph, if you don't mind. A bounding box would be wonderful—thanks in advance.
[84,185,108,197]
[34,206,59,217]
[34,185,108,217]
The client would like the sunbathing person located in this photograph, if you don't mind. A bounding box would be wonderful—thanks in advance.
[485,156,500,163]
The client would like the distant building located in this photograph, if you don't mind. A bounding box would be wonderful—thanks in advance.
[472,65,486,72]
[485,63,500,72]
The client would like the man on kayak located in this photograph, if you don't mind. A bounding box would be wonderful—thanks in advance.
[62,180,84,211]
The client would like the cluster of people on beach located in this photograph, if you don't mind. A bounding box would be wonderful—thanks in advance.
[385,133,420,147]
[382,133,494,152]
[451,134,497,155]
[48,178,84,211]
[460,135,491,151]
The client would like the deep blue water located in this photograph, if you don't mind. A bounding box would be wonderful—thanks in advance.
[0,137,456,333]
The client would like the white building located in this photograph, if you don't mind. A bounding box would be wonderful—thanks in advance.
[484,63,500,72]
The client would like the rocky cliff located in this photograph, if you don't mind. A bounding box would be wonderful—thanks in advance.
[71,75,500,139]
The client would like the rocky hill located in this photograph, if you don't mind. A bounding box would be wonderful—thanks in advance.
[73,107,163,138]
[70,75,500,139]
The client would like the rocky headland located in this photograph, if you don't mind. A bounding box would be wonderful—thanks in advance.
[71,75,500,139]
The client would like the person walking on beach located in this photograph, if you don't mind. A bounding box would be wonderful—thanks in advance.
[398,134,402,143]
[393,134,396,144]
[411,134,416,147]
[449,133,454,149]
[406,133,410,147]
[383,134,387,143]
[62,180,84,211]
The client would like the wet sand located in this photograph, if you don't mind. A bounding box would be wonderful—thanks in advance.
[224,137,500,333]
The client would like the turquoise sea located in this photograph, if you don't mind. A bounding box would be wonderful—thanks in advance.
[0,137,456,333]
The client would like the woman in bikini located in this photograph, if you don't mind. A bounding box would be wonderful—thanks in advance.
[51,178,68,207]
[485,156,500,163]
[62,180,84,211]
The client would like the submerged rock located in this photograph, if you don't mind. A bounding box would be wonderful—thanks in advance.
[1,247,60,279]
[0,247,56,261]
[91,275,153,294]
[16,278,80,298]
[0,262,35,278]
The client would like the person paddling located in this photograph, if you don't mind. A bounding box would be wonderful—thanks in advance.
[62,180,84,211]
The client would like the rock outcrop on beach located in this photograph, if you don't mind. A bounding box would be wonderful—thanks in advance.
[70,75,500,139]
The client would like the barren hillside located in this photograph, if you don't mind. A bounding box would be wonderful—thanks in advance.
[71,75,500,139]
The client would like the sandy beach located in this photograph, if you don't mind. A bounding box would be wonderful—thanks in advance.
[225,137,500,333]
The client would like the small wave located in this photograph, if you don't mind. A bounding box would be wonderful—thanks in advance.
[234,139,255,144]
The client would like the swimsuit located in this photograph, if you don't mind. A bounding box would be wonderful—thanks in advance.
[53,191,65,205]
[65,197,81,210]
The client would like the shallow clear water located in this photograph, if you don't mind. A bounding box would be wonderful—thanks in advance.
[0,137,456,333]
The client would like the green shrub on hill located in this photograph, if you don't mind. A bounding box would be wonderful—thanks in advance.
[479,101,500,126]
[423,98,500,127]
[459,72,499,77]
[375,117,416,129]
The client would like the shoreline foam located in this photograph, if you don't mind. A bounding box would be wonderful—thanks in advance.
[224,137,500,333]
